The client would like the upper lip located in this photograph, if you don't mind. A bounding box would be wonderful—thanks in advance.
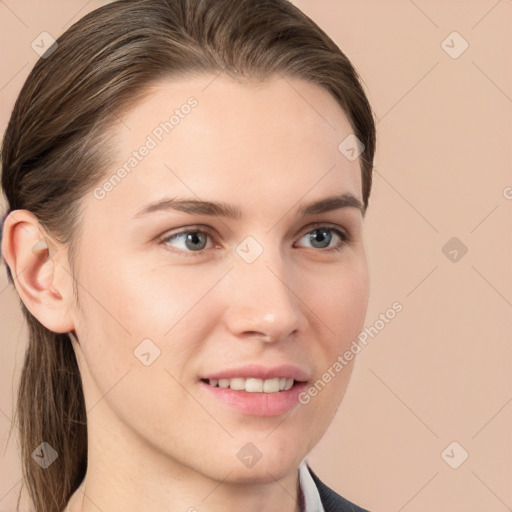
[201,363,310,382]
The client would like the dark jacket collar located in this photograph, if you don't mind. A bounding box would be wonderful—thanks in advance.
[306,464,371,512]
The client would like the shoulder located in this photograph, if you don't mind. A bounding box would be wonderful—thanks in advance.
[306,464,372,512]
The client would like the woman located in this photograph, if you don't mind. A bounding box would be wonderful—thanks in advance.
[0,0,376,511]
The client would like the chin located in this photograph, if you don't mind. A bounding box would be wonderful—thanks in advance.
[231,439,306,483]
[223,459,301,485]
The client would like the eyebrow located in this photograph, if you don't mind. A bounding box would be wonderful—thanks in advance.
[133,193,365,220]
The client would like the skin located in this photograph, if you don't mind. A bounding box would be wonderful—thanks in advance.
[2,73,370,512]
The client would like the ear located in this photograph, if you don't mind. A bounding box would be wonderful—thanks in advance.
[1,209,75,333]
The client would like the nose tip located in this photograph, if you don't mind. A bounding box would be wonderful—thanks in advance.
[223,261,307,343]
[244,312,299,343]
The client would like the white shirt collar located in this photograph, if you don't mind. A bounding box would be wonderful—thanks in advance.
[298,458,325,512]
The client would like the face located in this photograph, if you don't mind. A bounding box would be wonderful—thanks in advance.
[68,73,369,483]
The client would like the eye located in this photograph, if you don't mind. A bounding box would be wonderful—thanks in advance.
[158,224,350,256]
[159,227,216,255]
[295,225,350,252]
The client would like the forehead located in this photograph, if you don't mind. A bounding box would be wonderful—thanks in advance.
[88,73,363,223]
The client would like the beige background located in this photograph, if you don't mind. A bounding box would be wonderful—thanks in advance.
[1,1,511,511]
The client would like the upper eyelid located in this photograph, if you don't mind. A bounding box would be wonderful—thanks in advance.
[296,223,350,242]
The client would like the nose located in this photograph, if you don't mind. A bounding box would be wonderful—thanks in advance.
[222,246,307,343]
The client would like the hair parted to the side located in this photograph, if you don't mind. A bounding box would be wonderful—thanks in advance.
[0,1,376,510]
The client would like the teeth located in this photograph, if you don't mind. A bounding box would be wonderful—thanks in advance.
[246,378,263,392]
[207,377,294,392]
[230,378,245,391]
[263,378,280,393]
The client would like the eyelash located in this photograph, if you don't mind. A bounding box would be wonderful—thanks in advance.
[157,223,351,257]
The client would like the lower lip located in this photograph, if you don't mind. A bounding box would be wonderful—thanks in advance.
[199,380,308,417]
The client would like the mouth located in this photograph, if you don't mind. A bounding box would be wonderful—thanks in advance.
[198,365,310,416]
[200,377,298,393]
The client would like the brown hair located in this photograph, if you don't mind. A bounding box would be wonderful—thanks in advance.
[1,0,376,510]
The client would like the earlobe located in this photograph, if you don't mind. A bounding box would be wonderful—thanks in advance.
[1,209,75,333]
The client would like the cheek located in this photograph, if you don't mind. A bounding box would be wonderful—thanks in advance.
[71,265,203,436]
[308,256,369,348]
[73,255,217,383]
[76,251,202,336]
[294,257,368,410]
